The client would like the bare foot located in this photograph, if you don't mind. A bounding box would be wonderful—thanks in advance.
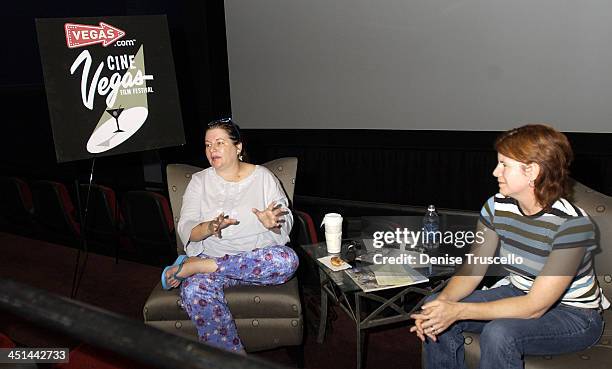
[165,258,219,288]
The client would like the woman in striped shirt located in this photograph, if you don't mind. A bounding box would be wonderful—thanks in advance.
[411,124,608,369]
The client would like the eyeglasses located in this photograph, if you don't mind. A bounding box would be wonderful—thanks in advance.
[207,117,241,140]
[208,117,234,127]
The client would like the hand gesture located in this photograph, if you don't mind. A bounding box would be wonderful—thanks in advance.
[409,299,461,342]
[207,213,239,239]
[409,316,432,342]
[252,201,288,230]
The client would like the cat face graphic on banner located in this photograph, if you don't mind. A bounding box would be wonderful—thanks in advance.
[36,16,184,163]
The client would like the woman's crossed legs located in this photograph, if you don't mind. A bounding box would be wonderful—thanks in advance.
[179,245,299,352]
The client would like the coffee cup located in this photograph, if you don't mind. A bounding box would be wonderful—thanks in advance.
[321,213,343,234]
[325,231,342,254]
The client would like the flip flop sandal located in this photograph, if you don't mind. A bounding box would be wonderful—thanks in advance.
[161,255,188,290]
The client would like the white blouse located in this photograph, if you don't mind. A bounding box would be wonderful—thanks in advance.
[177,165,293,257]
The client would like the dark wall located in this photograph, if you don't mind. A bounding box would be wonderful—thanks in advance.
[0,1,229,188]
[244,130,612,211]
[1,1,611,213]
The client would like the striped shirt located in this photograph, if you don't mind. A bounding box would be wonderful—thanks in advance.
[480,194,608,309]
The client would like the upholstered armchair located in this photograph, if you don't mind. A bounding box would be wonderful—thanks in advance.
[461,180,612,369]
[143,158,304,361]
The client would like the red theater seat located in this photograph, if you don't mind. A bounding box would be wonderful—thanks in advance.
[0,332,16,348]
[31,180,81,247]
[122,190,176,266]
[0,176,35,235]
[79,184,125,261]
[52,344,155,369]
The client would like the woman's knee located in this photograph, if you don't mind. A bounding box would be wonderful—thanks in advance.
[271,245,299,268]
[266,245,299,280]
[480,320,520,351]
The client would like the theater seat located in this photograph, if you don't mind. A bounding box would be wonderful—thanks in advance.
[0,332,15,348]
[79,184,124,261]
[291,210,320,288]
[31,180,81,247]
[293,210,318,245]
[0,177,35,236]
[122,191,176,266]
[0,332,39,369]
[52,344,155,369]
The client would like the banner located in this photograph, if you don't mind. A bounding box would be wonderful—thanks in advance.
[36,15,185,163]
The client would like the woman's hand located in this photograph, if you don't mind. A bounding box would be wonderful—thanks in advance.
[410,317,432,342]
[252,201,288,230]
[410,316,443,342]
[410,299,463,342]
[207,213,239,239]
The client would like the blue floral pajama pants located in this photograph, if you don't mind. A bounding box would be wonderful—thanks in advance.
[180,245,299,352]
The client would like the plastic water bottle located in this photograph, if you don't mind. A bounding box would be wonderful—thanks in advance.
[422,204,440,250]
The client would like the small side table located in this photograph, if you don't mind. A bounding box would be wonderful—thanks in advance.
[300,242,454,369]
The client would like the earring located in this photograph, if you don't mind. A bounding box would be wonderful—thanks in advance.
[238,152,243,161]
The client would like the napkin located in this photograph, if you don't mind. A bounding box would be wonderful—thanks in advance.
[318,255,352,272]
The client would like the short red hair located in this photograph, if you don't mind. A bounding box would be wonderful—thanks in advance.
[495,124,573,208]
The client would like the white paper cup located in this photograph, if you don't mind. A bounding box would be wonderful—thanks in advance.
[325,231,342,254]
[321,213,343,234]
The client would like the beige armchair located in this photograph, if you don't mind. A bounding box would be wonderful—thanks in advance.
[143,158,303,360]
[462,180,612,369]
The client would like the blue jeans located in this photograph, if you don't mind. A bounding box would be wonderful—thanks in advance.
[423,285,604,369]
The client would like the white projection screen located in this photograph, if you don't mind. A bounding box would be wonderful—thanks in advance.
[225,0,612,132]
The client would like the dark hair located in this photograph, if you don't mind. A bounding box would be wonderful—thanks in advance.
[206,118,249,162]
[494,124,573,208]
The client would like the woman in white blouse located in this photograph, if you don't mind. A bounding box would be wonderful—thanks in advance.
[161,118,298,353]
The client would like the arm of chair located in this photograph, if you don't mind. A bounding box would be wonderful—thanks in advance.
[292,210,318,245]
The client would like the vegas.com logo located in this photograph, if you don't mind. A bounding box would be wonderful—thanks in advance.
[64,22,136,48]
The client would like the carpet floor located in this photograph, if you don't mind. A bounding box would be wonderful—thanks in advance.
[0,232,423,369]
